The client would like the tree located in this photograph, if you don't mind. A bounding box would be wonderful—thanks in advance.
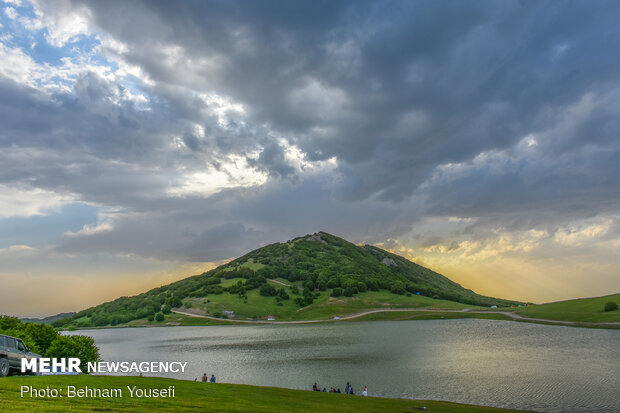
[167,296,183,308]
[260,284,277,297]
[162,305,172,314]
[155,312,165,321]
[331,288,343,297]
[45,335,100,372]
[390,282,405,295]
[277,288,290,300]
[604,302,618,312]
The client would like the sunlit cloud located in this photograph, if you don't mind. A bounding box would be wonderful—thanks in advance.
[0,184,76,218]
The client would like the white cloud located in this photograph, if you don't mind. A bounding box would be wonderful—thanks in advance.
[0,184,76,218]
[65,222,113,238]
[4,6,17,19]
[167,156,268,198]
[554,218,614,246]
[0,244,36,257]
[0,42,42,86]
[30,0,92,47]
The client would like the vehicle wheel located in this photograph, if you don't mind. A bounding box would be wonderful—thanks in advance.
[0,359,9,377]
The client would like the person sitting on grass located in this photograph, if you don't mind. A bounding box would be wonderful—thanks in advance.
[337,388,341,393]
[349,387,354,395]
[312,383,318,391]
[362,386,368,396]
[210,374,216,383]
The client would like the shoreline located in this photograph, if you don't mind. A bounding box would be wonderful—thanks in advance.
[62,307,620,331]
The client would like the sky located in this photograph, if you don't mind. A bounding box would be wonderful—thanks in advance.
[1,0,619,317]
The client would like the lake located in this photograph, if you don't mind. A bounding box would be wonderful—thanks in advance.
[72,319,620,412]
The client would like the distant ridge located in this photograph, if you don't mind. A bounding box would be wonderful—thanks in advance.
[20,312,76,324]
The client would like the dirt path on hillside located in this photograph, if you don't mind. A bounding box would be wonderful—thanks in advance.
[173,308,620,327]
[266,279,291,287]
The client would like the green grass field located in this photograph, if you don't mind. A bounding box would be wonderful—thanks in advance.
[516,293,620,323]
[0,375,533,413]
[84,291,620,329]
[180,290,478,322]
[294,291,477,320]
[348,311,513,322]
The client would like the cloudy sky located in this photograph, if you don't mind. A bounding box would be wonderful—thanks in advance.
[1,0,619,317]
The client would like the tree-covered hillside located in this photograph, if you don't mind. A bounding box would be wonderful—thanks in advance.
[55,232,521,328]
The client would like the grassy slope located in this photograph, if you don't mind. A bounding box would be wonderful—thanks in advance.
[182,290,478,322]
[516,293,620,322]
[348,311,513,322]
[1,376,532,413]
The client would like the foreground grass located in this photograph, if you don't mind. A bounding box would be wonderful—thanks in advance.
[516,293,620,323]
[0,375,532,413]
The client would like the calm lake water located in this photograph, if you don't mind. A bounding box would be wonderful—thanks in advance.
[73,320,620,413]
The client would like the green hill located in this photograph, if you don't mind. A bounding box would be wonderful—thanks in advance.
[516,293,620,323]
[55,232,521,328]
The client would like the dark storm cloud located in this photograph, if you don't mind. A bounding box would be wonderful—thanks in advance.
[61,0,620,201]
[4,0,620,261]
[55,175,423,262]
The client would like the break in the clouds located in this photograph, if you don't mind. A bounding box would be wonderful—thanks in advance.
[1,0,619,316]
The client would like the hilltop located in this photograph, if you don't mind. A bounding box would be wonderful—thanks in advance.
[55,232,521,328]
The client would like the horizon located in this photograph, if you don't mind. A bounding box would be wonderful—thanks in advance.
[8,231,619,319]
[2,1,620,317]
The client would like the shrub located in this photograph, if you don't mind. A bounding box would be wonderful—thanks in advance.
[260,284,277,297]
[277,288,290,300]
[390,282,405,295]
[604,302,618,312]
[155,312,165,321]
[162,305,172,314]
[45,336,100,373]
[327,277,340,288]
[331,288,343,297]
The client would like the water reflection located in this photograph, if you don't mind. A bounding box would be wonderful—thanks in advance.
[73,319,620,413]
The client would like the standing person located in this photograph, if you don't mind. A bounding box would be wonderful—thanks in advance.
[345,382,350,394]
[362,386,368,396]
[312,383,318,391]
[202,373,208,382]
[210,374,216,383]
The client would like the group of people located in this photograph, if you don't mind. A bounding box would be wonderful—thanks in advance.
[201,373,216,383]
[312,381,368,396]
